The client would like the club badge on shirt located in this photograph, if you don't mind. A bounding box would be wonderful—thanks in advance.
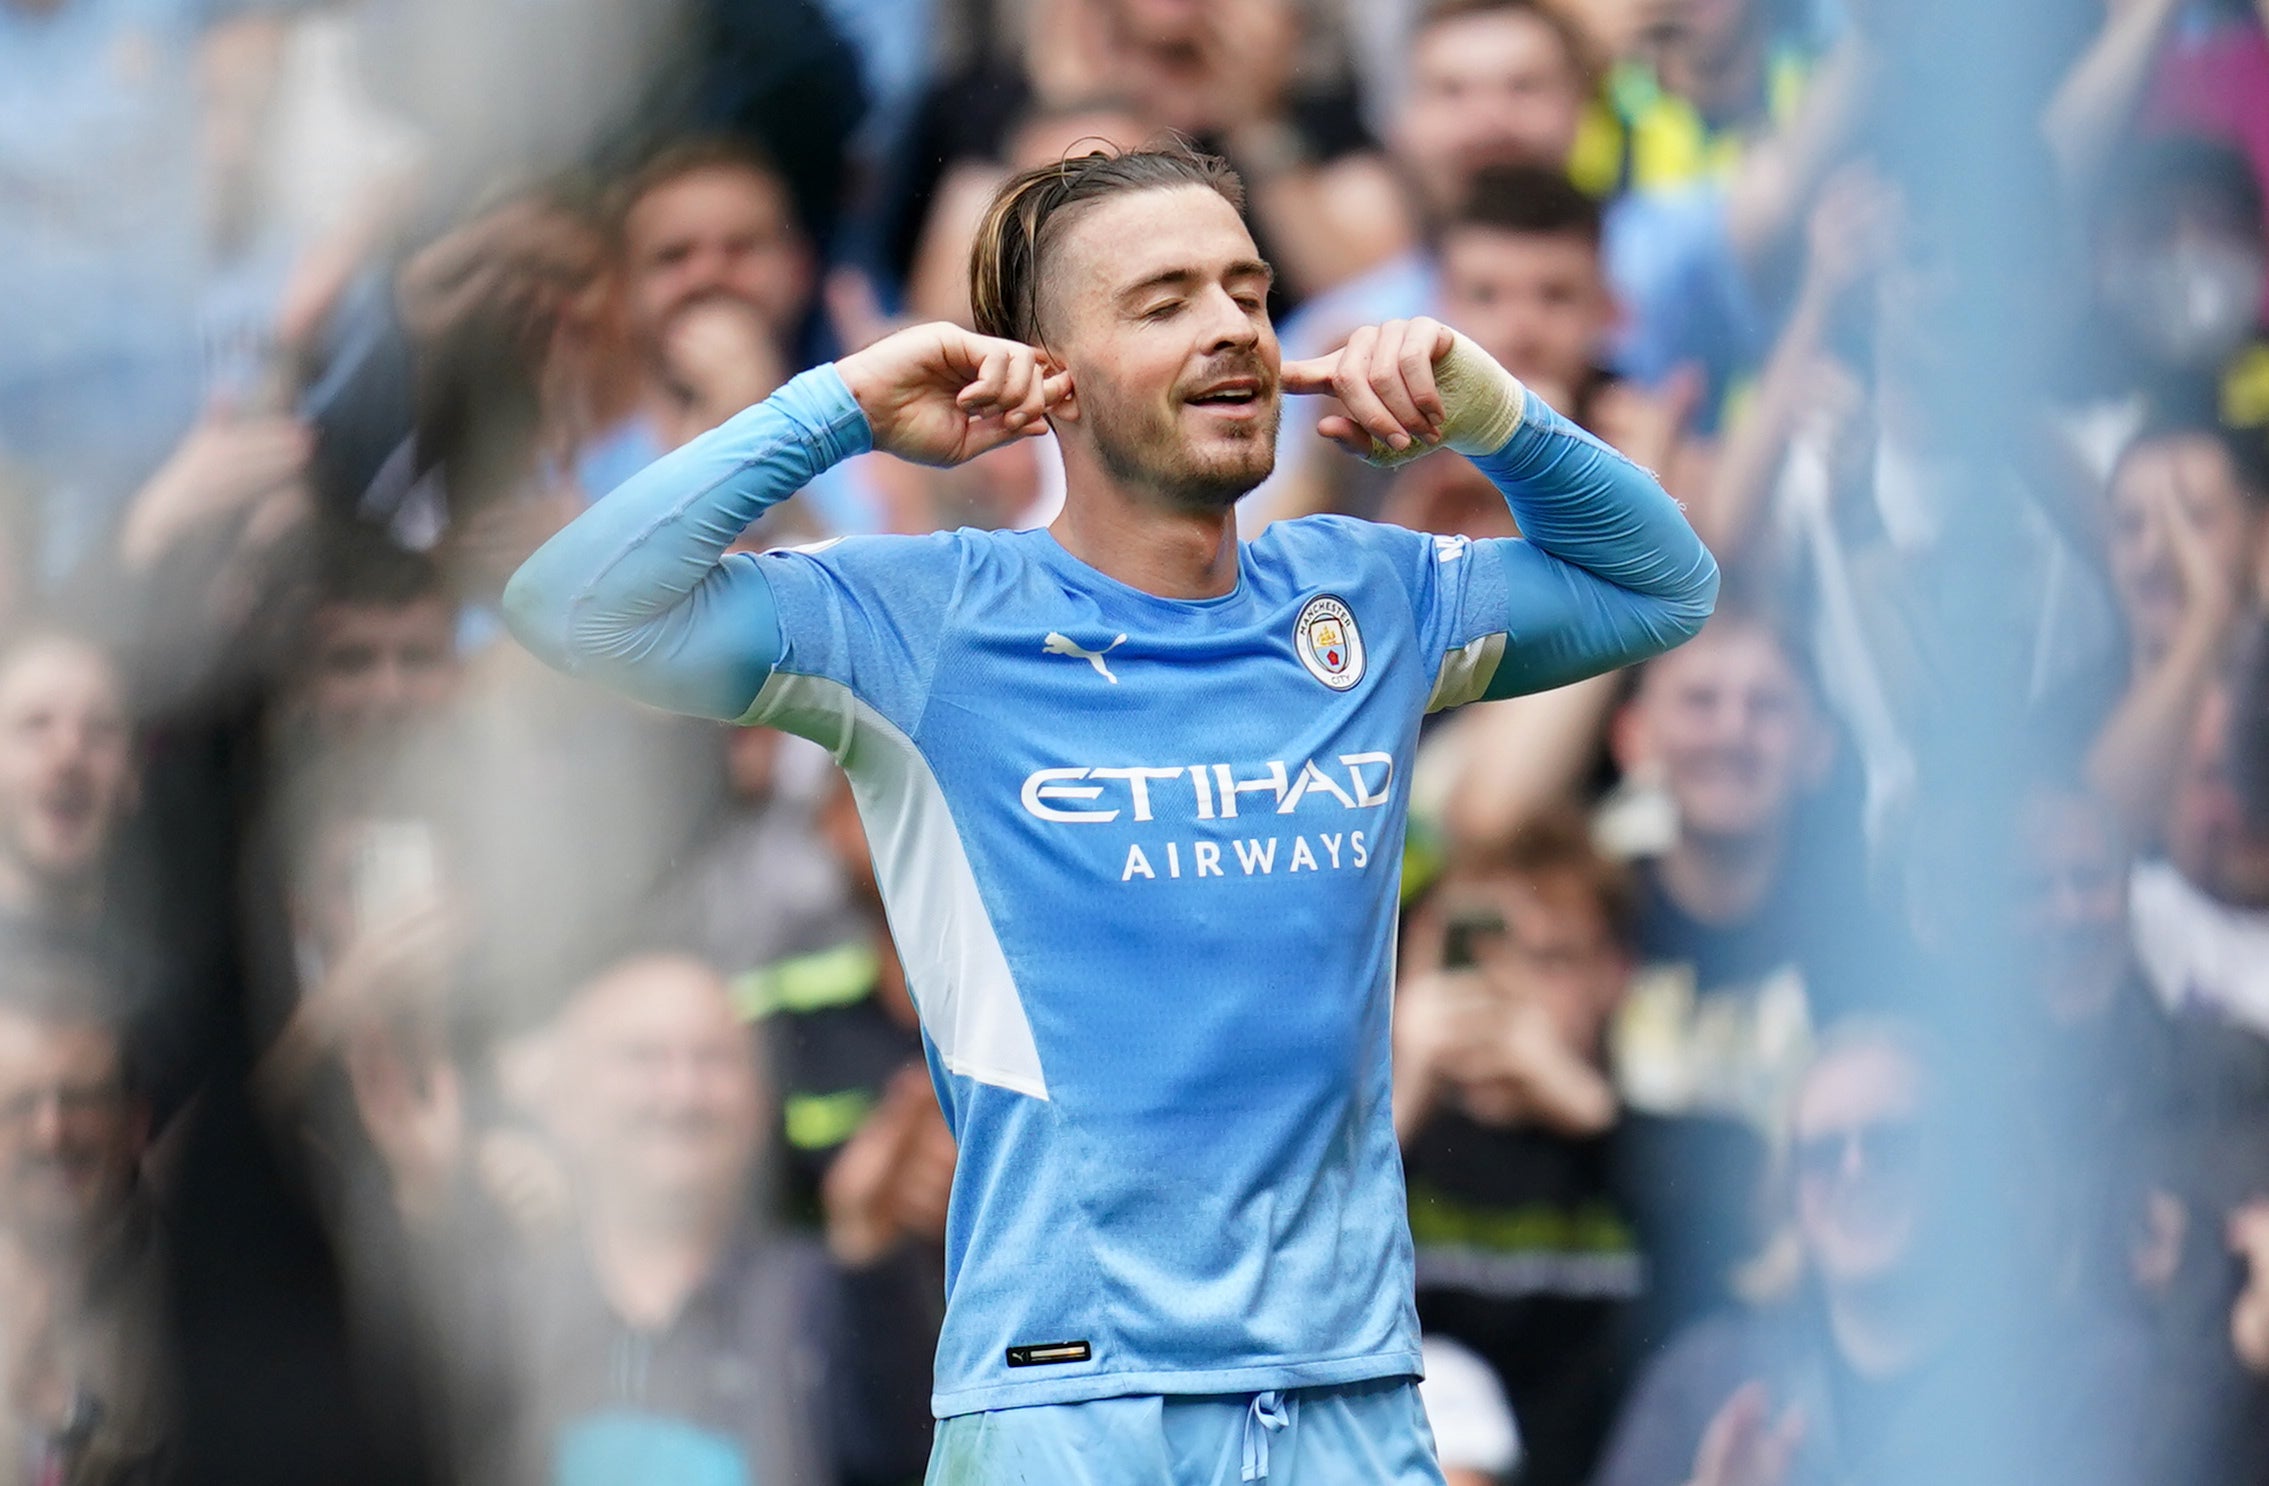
[1295,595,1365,691]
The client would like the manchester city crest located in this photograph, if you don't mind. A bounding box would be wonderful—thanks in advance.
[1295,594,1364,691]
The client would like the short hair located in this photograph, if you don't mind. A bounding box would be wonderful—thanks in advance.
[2092,134,2264,241]
[1447,164,1604,248]
[0,942,137,1087]
[610,134,799,238]
[312,524,446,612]
[1412,0,1598,91]
[2111,418,2269,514]
[1451,805,1636,946]
[1637,591,1825,709]
[970,141,1247,345]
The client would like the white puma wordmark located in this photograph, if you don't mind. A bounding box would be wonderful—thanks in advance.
[1042,632,1128,683]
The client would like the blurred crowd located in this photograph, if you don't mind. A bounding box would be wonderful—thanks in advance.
[2,0,2268,1482]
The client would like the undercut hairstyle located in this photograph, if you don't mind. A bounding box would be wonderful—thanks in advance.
[1452,805,1636,947]
[1449,164,1604,249]
[610,134,800,238]
[969,142,1246,345]
[1414,0,1599,92]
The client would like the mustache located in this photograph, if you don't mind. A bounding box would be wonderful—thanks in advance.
[1184,354,1275,393]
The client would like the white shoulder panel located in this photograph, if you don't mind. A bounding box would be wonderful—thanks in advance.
[1425,631,1508,714]
[746,670,1050,1100]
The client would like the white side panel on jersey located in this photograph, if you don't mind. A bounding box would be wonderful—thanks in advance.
[1425,631,1508,713]
[742,671,1051,1100]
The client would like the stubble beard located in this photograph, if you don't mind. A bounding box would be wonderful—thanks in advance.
[1086,391,1281,511]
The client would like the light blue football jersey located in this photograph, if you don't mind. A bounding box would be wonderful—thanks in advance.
[505,365,1717,1419]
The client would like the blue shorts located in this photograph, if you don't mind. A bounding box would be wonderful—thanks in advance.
[925,1376,1447,1486]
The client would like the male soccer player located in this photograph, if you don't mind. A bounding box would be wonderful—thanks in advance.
[504,145,1717,1484]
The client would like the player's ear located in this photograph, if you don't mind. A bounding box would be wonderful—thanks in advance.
[1044,354,1079,424]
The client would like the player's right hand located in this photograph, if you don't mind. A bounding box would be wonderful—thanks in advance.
[836,322,1072,468]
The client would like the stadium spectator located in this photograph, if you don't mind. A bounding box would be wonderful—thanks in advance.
[1603,608,1903,1339]
[1268,0,1598,373]
[0,632,139,947]
[889,0,1402,307]
[1579,0,1821,198]
[368,186,621,602]
[356,948,936,1484]
[2070,137,2268,447]
[1606,610,1871,1124]
[1393,809,1638,1486]
[283,530,462,759]
[607,140,814,457]
[1266,165,1709,526]
[2130,682,2269,1037]
[1593,1022,2152,1486]
[0,951,170,1486]
[2081,425,2269,844]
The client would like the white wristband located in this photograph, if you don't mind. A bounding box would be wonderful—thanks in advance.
[1363,331,1529,468]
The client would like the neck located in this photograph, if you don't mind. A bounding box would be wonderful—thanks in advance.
[584,1189,737,1331]
[1660,826,1784,923]
[1824,1272,1940,1381]
[1049,476,1241,600]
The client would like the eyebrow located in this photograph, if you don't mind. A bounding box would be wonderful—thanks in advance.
[1117,259,1276,305]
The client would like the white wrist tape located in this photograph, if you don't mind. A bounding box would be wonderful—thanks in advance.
[1364,330,1529,468]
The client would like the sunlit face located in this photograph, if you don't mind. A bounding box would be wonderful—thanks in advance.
[623,166,811,354]
[0,637,135,895]
[2014,793,2131,1024]
[1397,12,1587,216]
[1046,186,1282,509]
[302,598,460,747]
[2107,434,2265,660]
[556,957,765,1212]
[1630,621,1823,845]
[0,1009,142,1255]
[1440,225,1613,401]
[1793,1039,1931,1288]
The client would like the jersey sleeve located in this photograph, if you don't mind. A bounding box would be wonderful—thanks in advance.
[739,531,968,746]
[1401,390,1720,712]
[501,367,872,721]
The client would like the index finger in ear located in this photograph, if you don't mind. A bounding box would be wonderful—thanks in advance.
[1279,353,1341,395]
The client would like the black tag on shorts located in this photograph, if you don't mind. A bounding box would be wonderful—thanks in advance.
[1005,1340,1092,1367]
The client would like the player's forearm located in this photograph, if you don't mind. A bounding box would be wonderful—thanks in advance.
[502,367,872,718]
[1471,392,1720,693]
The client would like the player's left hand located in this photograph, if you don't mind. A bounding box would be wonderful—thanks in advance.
[1281,317,1456,458]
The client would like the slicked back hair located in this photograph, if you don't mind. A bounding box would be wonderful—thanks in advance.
[969,142,1246,346]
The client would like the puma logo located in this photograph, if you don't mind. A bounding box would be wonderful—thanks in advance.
[1043,632,1128,683]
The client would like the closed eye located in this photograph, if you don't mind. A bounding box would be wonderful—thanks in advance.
[1141,301,1182,321]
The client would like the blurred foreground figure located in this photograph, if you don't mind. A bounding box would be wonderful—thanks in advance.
[0,955,168,1486]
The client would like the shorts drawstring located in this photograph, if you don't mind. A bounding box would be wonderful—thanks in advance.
[1240,1390,1291,1481]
